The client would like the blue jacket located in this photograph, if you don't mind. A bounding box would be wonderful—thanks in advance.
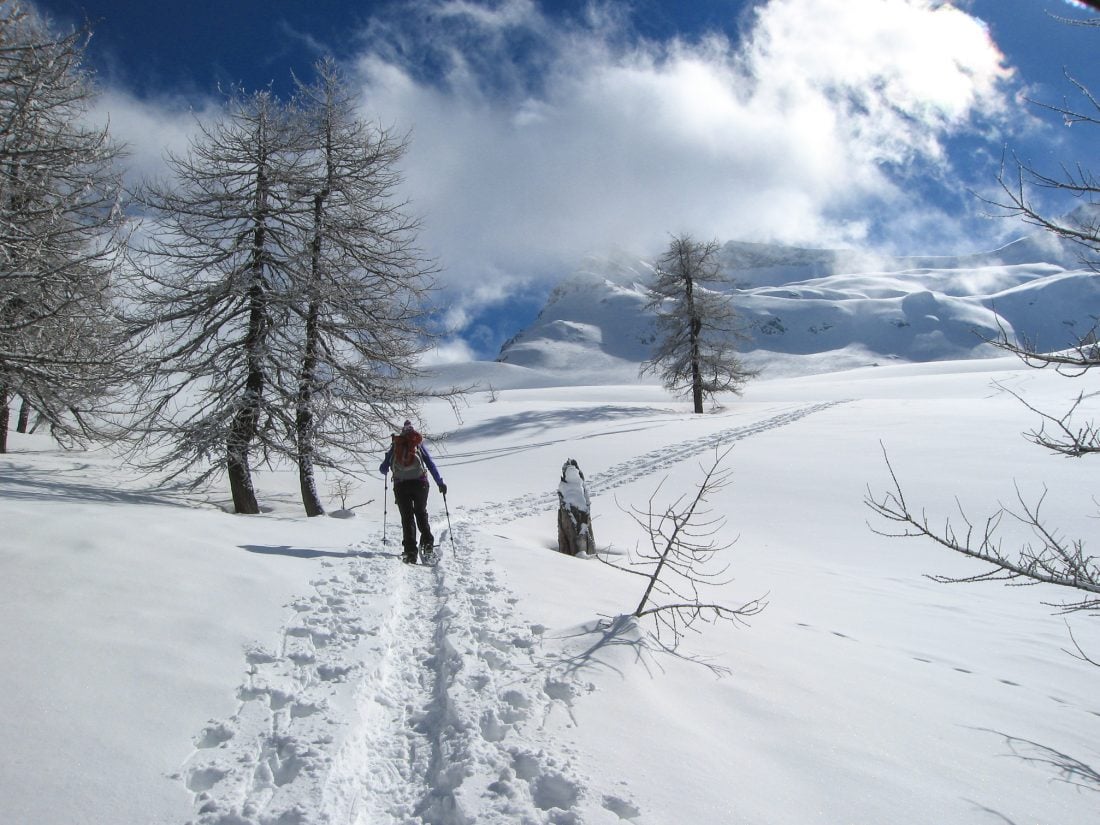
[380,442,444,487]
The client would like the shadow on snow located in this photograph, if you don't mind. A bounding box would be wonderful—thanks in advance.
[0,461,189,508]
[239,544,400,561]
[437,405,677,466]
[550,614,731,682]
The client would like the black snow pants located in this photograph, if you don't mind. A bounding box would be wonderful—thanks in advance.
[394,478,434,560]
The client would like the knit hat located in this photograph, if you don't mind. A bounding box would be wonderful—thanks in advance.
[402,420,415,433]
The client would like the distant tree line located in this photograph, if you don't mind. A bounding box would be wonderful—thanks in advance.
[0,3,444,515]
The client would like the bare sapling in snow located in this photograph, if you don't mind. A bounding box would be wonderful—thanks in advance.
[867,19,1100,660]
[603,447,766,646]
[330,475,355,510]
[557,458,594,555]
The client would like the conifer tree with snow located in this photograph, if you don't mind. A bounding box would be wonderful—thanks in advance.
[0,3,130,453]
[640,234,755,413]
[286,58,438,516]
[125,90,305,514]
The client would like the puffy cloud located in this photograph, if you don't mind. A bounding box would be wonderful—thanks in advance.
[419,337,480,366]
[83,0,1023,355]
[91,90,222,185]
[345,0,1017,338]
[743,0,1012,165]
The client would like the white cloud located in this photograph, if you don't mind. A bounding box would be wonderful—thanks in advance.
[80,0,1024,353]
[743,0,1012,162]
[345,0,1018,333]
[92,90,222,185]
[419,337,479,366]
[435,0,543,30]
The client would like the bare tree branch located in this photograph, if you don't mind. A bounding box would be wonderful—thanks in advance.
[993,381,1100,456]
[866,446,1100,613]
[602,446,767,648]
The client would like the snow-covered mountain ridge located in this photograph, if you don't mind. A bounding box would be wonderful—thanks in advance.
[497,220,1099,381]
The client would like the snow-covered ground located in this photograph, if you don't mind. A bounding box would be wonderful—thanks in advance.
[2,356,1099,824]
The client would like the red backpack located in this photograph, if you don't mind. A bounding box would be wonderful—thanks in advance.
[392,431,425,481]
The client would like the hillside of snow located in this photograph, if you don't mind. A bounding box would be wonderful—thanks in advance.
[3,355,1099,825]
[497,221,1100,382]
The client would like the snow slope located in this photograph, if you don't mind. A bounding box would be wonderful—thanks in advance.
[2,355,1099,825]
[497,225,1100,381]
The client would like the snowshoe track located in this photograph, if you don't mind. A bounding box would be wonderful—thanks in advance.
[180,400,841,823]
[463,400,847,524]
[180,535,593,824]
[181,544,424,824]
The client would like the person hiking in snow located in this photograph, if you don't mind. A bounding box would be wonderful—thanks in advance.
[380,420,447,564]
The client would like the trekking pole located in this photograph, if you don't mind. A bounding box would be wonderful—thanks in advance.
[382,473,389,546]
[443,491,455,558]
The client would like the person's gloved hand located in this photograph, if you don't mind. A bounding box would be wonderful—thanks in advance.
[439,483,448,496]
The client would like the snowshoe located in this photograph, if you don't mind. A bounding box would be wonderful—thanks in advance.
[419,538,438,566]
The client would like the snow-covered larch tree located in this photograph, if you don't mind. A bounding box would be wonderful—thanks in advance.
[286,59,439,516]
[0,3,129,453]
[640,234,755,413]
[126,89,305,514]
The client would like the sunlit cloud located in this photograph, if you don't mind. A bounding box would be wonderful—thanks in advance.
[344,0,1017,332]
[93,90,221,185]
[419,337,479,366]
[83,0,1025,355]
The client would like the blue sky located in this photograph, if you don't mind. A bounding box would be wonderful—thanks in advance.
[29,0,1100,360]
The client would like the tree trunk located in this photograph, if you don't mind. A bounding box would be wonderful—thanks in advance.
[686,273,703,414]
[298,453,324,517]
[0,385,10,454]
[227,440,259,514]
[227,308,262,515]
[225,307,264,514]
[296,193,326,517]
[227,340,263,514]
[225,148,272,517]
[690,315,703,414]
[16,398,30,433]
[228,288,262,515]
[294,343,323,517]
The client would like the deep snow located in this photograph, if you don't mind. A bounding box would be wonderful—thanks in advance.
[2,356,1099,824]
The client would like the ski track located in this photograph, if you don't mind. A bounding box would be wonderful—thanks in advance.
[180,400,843,824]
[463,399,848,525]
